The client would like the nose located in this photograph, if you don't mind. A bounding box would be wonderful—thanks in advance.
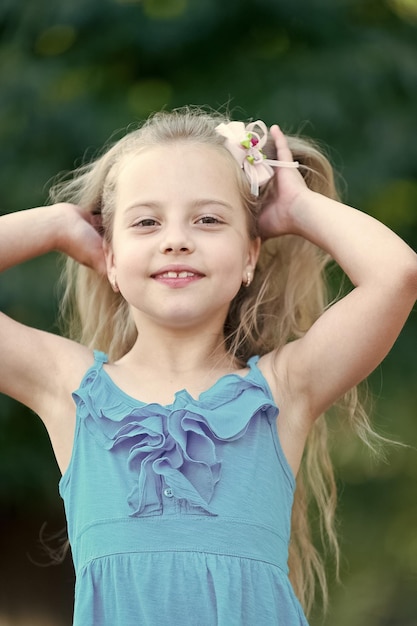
[159,224,195,254]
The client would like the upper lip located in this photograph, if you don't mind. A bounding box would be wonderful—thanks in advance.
[151,265,204,277]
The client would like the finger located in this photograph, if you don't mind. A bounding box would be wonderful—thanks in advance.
[270,124,294,163]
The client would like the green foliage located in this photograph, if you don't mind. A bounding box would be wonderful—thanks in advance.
[0,1,416,623]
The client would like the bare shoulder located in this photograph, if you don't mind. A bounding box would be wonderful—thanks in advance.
[0,313,95,473]
[256,346,299,408]
[257,346,313,477]
[0,312,93,420]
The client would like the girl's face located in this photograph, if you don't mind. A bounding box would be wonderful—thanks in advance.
[105,142,260,333]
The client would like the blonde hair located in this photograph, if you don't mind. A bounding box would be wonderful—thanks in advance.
[51,107,375,616]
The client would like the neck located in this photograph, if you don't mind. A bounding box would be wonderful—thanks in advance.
[109,317,243,405]
[121,325,236,376]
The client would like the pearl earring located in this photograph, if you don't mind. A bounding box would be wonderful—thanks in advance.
[245,271,252,288]
[110,277,119,292]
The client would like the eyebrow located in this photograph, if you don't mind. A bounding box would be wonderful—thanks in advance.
[193,199,235,212]
[123,199,235,214]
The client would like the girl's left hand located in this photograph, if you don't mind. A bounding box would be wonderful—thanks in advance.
[257,125,309,240]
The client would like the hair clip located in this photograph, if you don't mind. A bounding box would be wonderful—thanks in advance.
[215,120,299,196]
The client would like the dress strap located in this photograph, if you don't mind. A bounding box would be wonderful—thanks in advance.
[246,355,275,402]
[93,350,109,368]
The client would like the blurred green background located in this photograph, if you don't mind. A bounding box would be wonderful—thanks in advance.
[0,0,416,624]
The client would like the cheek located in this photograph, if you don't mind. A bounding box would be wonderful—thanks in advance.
[113,250,141,276]
[105,243,140,287]
[213,246,248,293]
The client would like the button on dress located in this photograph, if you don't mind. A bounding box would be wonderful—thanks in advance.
[59,351,309,625]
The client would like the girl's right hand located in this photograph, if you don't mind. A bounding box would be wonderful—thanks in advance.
[54,203,107,275]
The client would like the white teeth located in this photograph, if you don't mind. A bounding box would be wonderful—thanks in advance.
[163,271,195,278]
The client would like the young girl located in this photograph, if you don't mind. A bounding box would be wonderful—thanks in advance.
[1,108,416,625]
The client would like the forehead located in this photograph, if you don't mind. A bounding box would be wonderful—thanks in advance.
[115,142,243,208]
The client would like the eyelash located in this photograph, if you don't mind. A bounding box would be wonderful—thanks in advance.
[132,216,224,228]
[196,216,223,225]
[133,218,159,228]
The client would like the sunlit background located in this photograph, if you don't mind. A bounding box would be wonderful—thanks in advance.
[0,0,416,624]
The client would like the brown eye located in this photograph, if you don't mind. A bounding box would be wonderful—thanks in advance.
[197,216,222,224]
[134,218,158,227]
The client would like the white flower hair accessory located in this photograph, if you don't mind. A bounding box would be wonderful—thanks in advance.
[215,120,299,196]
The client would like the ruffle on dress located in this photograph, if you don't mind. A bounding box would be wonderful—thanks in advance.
[72,355,278,517]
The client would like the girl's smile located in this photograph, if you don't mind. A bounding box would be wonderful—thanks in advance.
[151,264,205,288]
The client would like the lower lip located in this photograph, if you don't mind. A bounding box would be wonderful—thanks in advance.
[153,275,203,288]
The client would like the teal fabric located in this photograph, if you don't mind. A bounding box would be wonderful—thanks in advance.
[59,351,309,625]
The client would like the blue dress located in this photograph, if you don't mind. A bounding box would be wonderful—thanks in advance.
[59,351,309,625]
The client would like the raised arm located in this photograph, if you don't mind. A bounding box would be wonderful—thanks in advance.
[0,204,105,419]
[0,203,105,273]
[260,126,417,425]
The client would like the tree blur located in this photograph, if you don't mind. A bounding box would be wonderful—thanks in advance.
[0,0,416,624]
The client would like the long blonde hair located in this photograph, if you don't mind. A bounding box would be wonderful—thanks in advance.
[51,107,375,615]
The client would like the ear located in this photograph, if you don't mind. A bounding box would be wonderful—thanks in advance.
[246,236,261,273]
[242,236,261,286]
[103,238,118,290]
